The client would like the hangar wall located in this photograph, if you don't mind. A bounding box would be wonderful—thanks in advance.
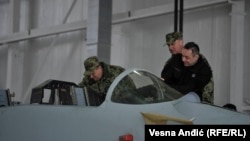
[0,0,249,112]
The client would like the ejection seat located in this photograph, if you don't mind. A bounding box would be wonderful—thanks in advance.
[30,79,102,106]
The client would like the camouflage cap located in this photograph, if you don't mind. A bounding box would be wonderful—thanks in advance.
[165,32,183,46]
[84,56,100,76]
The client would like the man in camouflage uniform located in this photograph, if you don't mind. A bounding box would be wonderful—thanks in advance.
[161,32,214,104]
[78,56,125,102]
[163,31,184,55]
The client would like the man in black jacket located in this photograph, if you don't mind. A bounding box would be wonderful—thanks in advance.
[161,42,213,103]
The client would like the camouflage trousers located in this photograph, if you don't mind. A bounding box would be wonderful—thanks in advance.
[202,77,214,104]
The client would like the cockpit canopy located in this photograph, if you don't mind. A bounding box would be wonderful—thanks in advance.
[110,70,183,104]
[29,69,183,106]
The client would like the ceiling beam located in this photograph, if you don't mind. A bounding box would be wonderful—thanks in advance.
[0,0,228,45]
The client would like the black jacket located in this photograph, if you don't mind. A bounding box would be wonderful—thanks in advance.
[161,54,212,99]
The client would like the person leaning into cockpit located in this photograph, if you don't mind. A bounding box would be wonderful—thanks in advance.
[78,56,125,102]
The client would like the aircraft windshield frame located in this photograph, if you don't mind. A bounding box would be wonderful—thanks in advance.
[106,68,183,104]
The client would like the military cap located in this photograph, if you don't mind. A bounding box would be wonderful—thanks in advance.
[165,32,183,46]
[84,56,100,76]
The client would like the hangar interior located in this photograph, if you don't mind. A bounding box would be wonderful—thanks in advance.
[0,0,249,113]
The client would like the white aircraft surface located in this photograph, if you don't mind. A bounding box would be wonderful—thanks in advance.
[0,68,250,141]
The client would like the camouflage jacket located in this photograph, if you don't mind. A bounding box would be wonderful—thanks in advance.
[78,62,125,95]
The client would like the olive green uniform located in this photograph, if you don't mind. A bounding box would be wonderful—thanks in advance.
[79,62,125,95]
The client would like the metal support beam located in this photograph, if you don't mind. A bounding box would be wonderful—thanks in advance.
[0,21,86,45]
[229,0,245,112]
[9,0,20,33]
[174,0,178,32]
[6,0,21,91]
[179,0,183,33]
[173,0,183,33]
[86,0,112,63]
